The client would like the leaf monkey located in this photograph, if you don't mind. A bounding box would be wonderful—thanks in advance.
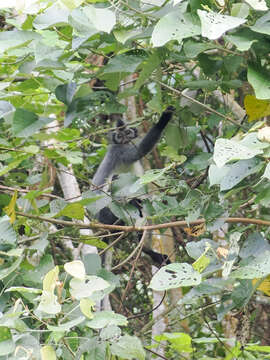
[92,106,175,189]
[91,106,175,265]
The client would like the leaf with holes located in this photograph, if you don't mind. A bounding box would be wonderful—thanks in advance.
[213,138,262,168]
[149,263,201,291]
[231,250,270,279]
[152,12,200,47]
[198,10,246,40]
[218,158,262,191]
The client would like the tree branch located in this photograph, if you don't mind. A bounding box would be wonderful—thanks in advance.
[16,211,270,231]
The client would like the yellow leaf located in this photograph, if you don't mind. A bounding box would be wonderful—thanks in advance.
[4,191,17,224]
[253,275,270,296]
[244,95,270,122]
[193,254,210,273]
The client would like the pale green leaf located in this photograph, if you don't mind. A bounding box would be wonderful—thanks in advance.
[84,5,116,33]
[0,257,22,280]
[33,4,69,30]
[43,266,59,293]
[213,138,262,167]
[86,311,127,329]
[152,11,200,47]
[64,260,86,280]
[37,291,61,314]
[250,11,270,35]
[149,263,201,291]
[80,298,95,319]
[41,345,56,360]
[47,317,85,331]
[111,335,145,360]
[5,286,42,294]
[198,10,246,40]
[248,64,270,100]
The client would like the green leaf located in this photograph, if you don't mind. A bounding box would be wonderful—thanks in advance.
[43,266,59,293]
[55,202,84,220]
[225,28,259,51]
[222,232,241,278]
[248,64,270,100]
[0,155,29,176]
[48,317,85,331]
[231,250,270,279]
[33,3,69,30]
[86,311,127,329]
[83,5,116,33]
[55,82,77,105]
[209,158,262,191]
[231,3,250,17]
[250,11,270,35]
[0,30,41,53]
[102,53,146,74]
[111,335,145,360]
[69,276,110,299]
[263,162,270,180]
[37,291,61,314]
[139,165,173,185]
[134,50,163,89]
[183,40,216,58]
[100,324,121,342]
[0,216,17,245]
[0,101,14,117]
[198,10,246,40]
[80,298,95,319]
[245,345,270,353]
[5,286,42,294]
[69,8,98,37]
[184,80,219,90]
[155,332,192,353]
[0,256,22,280]
[149,263,201,291]
[240,233,270,259]
[152,12,200,47]
[0,327,14,356]
[13,109,53,137]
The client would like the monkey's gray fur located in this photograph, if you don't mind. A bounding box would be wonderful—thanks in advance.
[92,106,174,189]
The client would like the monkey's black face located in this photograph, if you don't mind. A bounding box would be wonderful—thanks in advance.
[110,123,138,144]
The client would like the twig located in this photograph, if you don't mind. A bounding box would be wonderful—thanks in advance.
[98,232,126,255]
[156,80,244,128]
[112,230,147,271]
[120,230,147,308]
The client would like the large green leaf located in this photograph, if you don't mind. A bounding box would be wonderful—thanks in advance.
[110,335,145,360]
[13,109,53,137]
[152,11,200,47]
[33,3,69,30]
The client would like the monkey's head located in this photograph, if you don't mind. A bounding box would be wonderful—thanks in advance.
[109,119,138,144]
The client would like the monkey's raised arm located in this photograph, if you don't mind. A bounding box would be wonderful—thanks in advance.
[124,106,175,163]
[92,150,118,187]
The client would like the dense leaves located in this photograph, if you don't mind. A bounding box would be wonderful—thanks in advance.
[0,0,270,359]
